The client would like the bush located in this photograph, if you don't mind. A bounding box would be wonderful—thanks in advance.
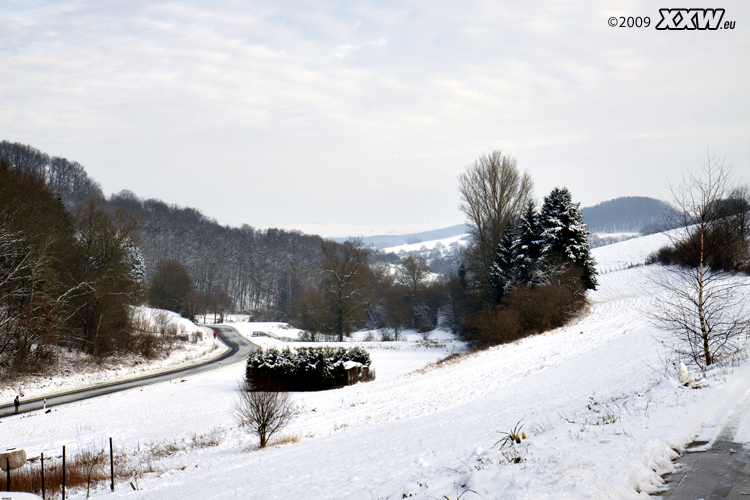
[464,282,587,350]
[245,347,372,391]
[503,284,581,334]
[646,245,677,266]
[378,327,395,341]
[234,379,296,448]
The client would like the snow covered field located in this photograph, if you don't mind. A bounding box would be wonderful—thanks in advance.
[3,232,750,499]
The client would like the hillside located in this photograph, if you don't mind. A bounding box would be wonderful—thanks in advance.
[581,196,674,233]
[332,224,468,248]
[6,231,750,499]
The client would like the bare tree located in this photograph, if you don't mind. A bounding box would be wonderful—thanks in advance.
[234,380,296,448]
[652,154,750,369]
[320,238,371,341]
[397,254,430,302]
[458,151,534,293]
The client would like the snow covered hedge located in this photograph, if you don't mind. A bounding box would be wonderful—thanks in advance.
[246,347,371,391]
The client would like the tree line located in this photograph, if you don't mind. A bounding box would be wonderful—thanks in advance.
[1,141,602,380]
[0,155,141,377]
[581,196,674,234]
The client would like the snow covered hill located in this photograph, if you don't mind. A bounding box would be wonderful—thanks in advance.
[3,232,750,499]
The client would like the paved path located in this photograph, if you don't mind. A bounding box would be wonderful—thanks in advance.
[0,325,258,419]
[658,441,750,499]
[656,377,750,499]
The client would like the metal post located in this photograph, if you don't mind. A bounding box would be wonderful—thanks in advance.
[5,457,9,492]
[62,446,66,500]
[41,452,45,500]
[110,437,114,492]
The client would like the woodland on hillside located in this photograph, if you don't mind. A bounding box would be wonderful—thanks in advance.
[1,141,609,379]
[581,196,674,233]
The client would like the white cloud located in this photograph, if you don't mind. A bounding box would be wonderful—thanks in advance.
[0,0,748,227]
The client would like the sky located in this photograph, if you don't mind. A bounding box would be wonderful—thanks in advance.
[1,1,748,231]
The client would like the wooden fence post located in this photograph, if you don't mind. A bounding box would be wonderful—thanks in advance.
[41,452,46,500]
[62,446,66,500]
[110,437,115,492]
[5,456,9,492]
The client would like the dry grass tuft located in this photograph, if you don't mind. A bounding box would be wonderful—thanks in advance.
[269,434,300,447]
[411,352,471,376]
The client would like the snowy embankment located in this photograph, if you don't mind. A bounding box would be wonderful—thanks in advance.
[593,230,671,273]
[3,231,750,499]
[1,306,224,406]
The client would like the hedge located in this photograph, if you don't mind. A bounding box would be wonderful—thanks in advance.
[246,346,371,391]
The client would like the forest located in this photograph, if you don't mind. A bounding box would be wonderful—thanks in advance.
[1,141,601,378]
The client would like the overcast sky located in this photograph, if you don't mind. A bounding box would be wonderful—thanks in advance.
[1,1,748,231]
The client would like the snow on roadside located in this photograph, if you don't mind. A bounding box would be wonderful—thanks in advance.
[1,306,224,405]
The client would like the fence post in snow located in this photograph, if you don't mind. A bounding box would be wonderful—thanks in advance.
[5,457,9,492]
[110,437,115,492]
[41,452,45,500]
[62,445,66,500]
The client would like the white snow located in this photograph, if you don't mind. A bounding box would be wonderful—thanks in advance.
[2,231,750,500]
[383,233,470,255]
[592,230,672,273]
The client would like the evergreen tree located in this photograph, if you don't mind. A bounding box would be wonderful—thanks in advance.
[539,187,598,290]
[515,201,543,285]
[126,242,147,285]
[489,223,519,301]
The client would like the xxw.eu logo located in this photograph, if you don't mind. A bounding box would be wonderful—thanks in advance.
[655,9,733,30]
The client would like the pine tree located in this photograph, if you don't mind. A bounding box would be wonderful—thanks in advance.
[515,201,543,285]
[489,223,519,301]
[539,187,598,290]
[126,242,147,284]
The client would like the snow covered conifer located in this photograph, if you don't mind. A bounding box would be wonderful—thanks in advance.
[489,223,519,300]
[126,242,147,284]
[515,201,543,285]
[539,187,598,290]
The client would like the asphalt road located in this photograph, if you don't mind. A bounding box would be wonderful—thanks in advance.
[656,382,750,499]
[658,440,750,499]
[0,325,258,419]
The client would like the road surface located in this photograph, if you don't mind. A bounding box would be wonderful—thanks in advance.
[657,376,750,499]
[0,325,258,419]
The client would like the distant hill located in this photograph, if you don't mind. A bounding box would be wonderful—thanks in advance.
[581,196,673,233]
[333,224,468,248]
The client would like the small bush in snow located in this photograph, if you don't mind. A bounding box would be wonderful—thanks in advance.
[234,379,296,448]
[378,327,395,341]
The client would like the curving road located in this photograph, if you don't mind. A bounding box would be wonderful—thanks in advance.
[0,325,258,419]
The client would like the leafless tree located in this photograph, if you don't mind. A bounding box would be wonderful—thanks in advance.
[652,155,750,369]
[234,380,296,448]
[320,238,371,341]
[458,151,534,292]
[397,254,430,302]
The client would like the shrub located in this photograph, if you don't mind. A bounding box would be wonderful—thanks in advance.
[464,306,521,350]
[245,347,372,391]
[378,327,395,341]
[503,284,583,334]
[646,245,678,266]
[234,379,296,448]
[464,281,587,350]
